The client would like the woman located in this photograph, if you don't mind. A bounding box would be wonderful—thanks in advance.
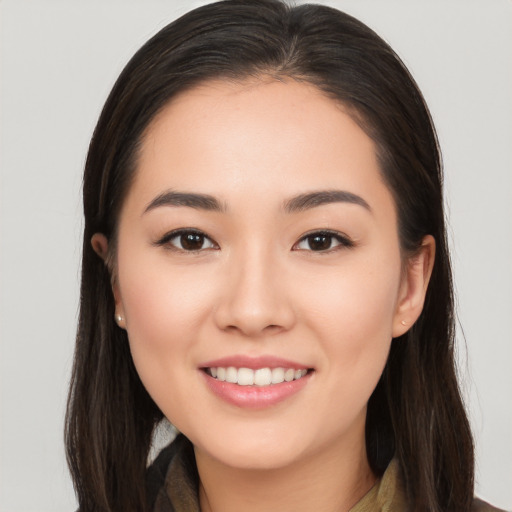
[65,1,502,511]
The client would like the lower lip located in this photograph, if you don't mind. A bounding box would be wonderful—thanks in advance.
[202,371,312,409]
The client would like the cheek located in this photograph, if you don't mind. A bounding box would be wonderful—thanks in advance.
[115,247,215,386]
[301,253,401,395]
[302,252,401,341]
[116,257,220,431]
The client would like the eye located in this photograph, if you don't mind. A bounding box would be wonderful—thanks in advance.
[155,229,218,252]
[294,230,353,252]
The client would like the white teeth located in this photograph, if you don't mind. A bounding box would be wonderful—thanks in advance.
[254,368,272,386]
[284,368,295,382]
[207,366,309,386]
[226,366,237,383]
[271,367,285,384]
[237,367,254,386]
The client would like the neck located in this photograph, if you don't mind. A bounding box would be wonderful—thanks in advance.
[195,434,375,512]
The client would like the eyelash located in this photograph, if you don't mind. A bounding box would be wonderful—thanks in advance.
[154,228,354,253]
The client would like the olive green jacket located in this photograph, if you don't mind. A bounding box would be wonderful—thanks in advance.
[147,435,504,512]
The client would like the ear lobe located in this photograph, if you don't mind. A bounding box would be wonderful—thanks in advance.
[392,235,436,337]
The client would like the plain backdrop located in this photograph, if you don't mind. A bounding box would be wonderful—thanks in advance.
[1,1,511,511]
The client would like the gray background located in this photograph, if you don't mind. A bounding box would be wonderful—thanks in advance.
[1,1,511,511]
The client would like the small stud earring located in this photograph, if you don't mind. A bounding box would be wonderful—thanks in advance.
[401,320,407,326]
[115,313,123,324]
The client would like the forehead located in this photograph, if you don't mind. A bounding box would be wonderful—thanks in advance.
[127,78,392,217]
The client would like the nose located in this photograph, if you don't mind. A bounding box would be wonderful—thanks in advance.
[213,248,296,338]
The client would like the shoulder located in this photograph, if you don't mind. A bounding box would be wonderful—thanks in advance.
[472,497,508,512]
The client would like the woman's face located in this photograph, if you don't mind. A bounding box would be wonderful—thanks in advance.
[109,79,425,471]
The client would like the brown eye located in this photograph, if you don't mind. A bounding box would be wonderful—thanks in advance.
[294,231,353,252]
[307,234,333,251]
[156,229,217,252]
[180,232,207,251]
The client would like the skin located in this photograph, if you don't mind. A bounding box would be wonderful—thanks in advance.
[93,78,434,512]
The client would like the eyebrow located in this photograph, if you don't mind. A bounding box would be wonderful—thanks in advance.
[283,190,371,213]
[144,190,226,214]
[143,188,371,215]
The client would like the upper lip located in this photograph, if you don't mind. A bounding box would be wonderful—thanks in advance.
[200,355,311,370]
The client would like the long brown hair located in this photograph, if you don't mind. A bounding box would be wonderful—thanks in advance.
[65,1,474,510]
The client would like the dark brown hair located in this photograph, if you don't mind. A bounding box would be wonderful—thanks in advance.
[65,1,474,511]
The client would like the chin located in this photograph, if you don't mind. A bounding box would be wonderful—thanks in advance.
[214,445,302,471]
[191,427,310,471]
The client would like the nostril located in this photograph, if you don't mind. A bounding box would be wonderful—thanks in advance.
[221,323,284,335]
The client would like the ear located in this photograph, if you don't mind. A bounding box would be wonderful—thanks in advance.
[91,233,126,329]
[91,232,109,261]
[392,235,435,337]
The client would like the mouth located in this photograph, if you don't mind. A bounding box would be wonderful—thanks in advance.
[199,356,314,408]
[203,366,311,386]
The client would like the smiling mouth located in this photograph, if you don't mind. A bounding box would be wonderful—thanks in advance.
[203,367,311,386]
